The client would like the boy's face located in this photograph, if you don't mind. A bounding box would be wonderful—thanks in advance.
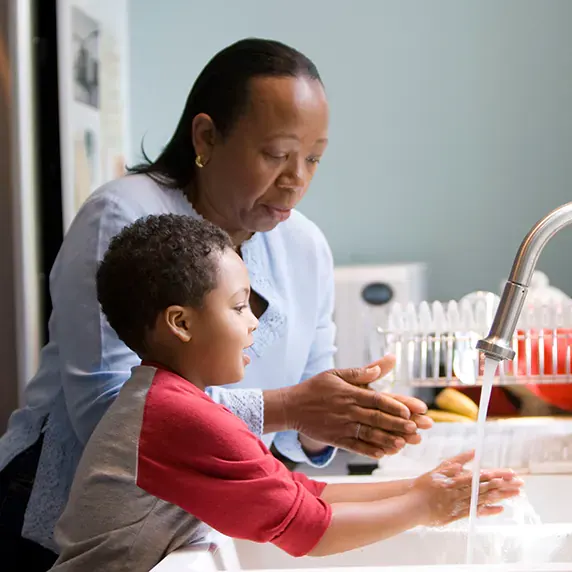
[187,248,258,385]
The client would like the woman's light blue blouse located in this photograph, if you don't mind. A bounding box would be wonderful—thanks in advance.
[0,175,337,551]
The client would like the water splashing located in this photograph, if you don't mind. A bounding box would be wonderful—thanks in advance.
[466,357,498,563]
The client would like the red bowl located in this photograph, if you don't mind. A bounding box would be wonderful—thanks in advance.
[516,328,572,411]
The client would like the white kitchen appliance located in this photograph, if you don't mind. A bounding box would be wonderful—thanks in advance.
[333,263,427,369]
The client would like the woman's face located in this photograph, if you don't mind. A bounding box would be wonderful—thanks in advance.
[193,76,329,236]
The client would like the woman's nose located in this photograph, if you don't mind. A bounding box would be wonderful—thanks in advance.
[277,158,306,193]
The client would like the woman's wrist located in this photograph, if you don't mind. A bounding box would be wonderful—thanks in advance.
[262,387,294,433]
[298,434,330,456]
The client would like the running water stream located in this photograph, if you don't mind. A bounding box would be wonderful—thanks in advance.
[465,357,498,563]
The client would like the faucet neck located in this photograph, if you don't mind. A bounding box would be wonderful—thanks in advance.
[477,201,572,362]
[509,202,572,286]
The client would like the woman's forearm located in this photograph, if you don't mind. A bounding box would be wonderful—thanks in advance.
[309,490,426,557]
[320,479,414,504]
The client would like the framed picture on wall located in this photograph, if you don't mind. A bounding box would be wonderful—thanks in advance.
[56,0,131,232]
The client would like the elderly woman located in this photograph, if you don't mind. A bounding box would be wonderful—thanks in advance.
[0,38,430,569]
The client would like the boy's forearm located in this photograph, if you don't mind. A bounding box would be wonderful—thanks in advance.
[309,490,426,557]
[320,478,415,504]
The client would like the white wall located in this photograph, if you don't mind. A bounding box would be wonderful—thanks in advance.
[128,0,572,301]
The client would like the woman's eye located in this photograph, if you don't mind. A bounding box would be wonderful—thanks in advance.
[234,305,247,314]
[264,151,287,160]
[307,156,321,164]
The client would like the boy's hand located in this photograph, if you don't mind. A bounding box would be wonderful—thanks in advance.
[410,450,524,527]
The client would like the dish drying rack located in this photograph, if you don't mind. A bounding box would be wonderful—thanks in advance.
[374,417,572,475]
[371,296,572,388]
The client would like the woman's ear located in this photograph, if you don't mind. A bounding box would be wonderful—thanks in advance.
[164,306,193,343]
[191,113,217,165]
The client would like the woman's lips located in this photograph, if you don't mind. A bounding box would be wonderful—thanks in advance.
[263,205,292,222]
[243,354,251,366]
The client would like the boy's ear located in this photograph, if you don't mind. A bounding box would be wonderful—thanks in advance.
[164,306,193,343]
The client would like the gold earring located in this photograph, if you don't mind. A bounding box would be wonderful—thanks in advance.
[195,155,205,168]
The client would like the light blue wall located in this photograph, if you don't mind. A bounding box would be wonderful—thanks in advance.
[128,0,572,301]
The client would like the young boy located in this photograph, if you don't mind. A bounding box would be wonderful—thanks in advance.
[50,214,522,571]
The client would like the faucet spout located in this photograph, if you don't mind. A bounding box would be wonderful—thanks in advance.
[476,202,572,362]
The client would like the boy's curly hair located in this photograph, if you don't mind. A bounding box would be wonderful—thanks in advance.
[96,214,232,355]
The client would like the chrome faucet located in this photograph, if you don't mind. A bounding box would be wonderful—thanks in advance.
[476,202,572,362]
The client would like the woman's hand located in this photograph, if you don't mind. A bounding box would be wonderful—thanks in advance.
[277,355,432,458]
[411,451,524,527]
[381,392,434,445]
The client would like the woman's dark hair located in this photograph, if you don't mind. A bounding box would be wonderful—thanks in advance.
[96,214,232,355]
[127,37,322,191]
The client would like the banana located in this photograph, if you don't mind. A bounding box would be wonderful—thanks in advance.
[435,387,479,420]
[426,409,475,423]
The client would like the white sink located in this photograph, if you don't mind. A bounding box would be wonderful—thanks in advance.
[232,523,572,569]
[241,567,572,572]
[230,474,572,569]
[152,474,572,571]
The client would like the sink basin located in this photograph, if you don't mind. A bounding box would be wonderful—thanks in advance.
[230,474,572,569]
[232,523,572,569]
[234,567,572,572]
[152,474,572,571]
